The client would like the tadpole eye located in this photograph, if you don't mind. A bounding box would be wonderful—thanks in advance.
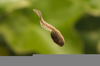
[50,31,64,47]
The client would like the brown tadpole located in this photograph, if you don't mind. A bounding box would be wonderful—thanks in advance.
[33,9,65,47]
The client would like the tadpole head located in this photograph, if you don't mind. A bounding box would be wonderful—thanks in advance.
[50,31,64,47]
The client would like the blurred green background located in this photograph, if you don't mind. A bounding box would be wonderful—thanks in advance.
[0,0,100,56]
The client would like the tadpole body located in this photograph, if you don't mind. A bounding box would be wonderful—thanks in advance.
[50,30,64,47]
[33,9,65,47]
